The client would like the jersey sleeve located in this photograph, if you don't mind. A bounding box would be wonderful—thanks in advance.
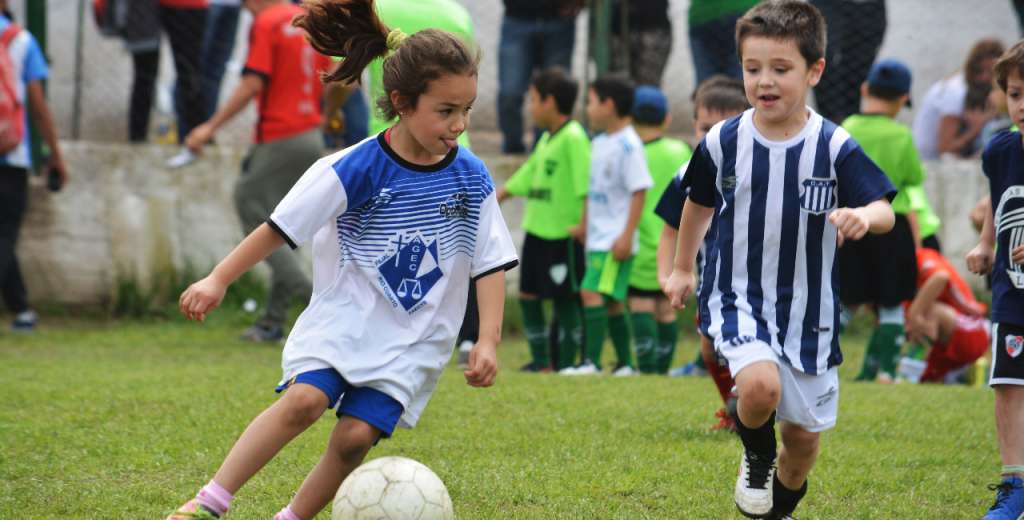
[654,166,688,229]
[685,141,718,208]
[243,16,273,79]
[268,156,376,249]
[21,34,48,83]
[624,144,654,193]
[471,179,519,280]
[503,151,537,197]
[835,140,896,209]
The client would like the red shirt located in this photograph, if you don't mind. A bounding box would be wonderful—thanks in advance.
[159,0,208,8]
[916,248,987,317]
[244,3,332,143]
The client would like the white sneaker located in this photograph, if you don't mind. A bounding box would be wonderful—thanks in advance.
[166,148,198,169]
[612,365,637,377]
[735,450,774,518]
[563,361,600,376]
[558,365,579,375]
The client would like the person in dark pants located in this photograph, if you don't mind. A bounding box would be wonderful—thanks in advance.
[810,0,887,124]
[497,0,581,154]
[200,0,242,120]
[610,0,673,87]
[687,0,758,86]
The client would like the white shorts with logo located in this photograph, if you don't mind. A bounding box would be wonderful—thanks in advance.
[717,338,839,433]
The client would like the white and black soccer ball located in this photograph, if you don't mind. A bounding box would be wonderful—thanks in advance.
[332,456,454,520]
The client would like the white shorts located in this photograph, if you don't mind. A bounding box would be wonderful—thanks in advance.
[718,338,839,432]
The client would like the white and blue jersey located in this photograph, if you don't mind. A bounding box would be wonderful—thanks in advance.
[983,130,1024,327]
[268,134,518,428]
[0,16,47,169]
[686,108,894,375]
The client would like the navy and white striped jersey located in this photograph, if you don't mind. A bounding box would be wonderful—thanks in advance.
[686,109,895,375]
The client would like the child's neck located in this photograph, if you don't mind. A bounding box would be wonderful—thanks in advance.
[861,97,901,118]
[388,123,448,166]
[545,113,571,134]
[753,102,810,142]
[634,125,663,143]
[603,117,631,135]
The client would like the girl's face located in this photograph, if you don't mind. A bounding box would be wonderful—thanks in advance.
[741,36,824,132]
[396,73,477,159]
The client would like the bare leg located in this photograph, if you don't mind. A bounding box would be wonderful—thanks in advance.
[211,384,328,493]
[288,417,381,519]
[995,385,1024,475]
[777,421,821,489]
[734,361,781,427]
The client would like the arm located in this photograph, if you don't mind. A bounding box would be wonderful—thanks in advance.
[185,74,265,152]
[496,186,510,204]
[907,210,922,249]
[937,114,985,156]
[967,204,996,275]
[656,224,678,290]
[828,199,895,246]
[464,270,505,387]
[664,200,715,309]
[905,270,950,344]
[569,198,587,242]
[611,189,646,261]
[179,223,285,321]
[25,81,67,184]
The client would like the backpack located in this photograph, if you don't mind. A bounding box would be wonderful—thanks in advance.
[0,24,24,155]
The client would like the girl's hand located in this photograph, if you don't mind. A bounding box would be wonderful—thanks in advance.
[664,269,696,310]
[464,341,498,387]
[179,275,227,322]
[966,243,995,275]
[828,207,870,246]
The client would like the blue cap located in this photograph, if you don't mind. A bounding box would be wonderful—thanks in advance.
[867,58,912,97]
[632,85,668,125]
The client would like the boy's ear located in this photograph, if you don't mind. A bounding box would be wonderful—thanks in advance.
[661,113,673,131]
[807,57,826,87]
[860,82,869,98]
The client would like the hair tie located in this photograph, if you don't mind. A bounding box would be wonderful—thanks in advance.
[386,28,408,52]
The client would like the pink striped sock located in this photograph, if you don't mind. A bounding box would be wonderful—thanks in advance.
[274,505,302,520]
[195,480,233,517]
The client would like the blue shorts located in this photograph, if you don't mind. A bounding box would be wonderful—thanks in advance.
[274,368,404,437]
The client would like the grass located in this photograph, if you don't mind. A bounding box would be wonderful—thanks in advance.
[0,308,1002,519]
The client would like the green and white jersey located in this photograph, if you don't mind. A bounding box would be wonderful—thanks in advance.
[841,114,925,215]
[504,120,591,240]
[586,125,653,253]
[630,136,692,290]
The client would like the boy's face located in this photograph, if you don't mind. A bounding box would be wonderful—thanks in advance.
[527,86,554,128]
[740,36,824,128]
[1005,69,1024,130]
[586,88,615,131]
[694,107,742,142]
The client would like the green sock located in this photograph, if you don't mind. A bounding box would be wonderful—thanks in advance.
[608,312,634,368]
[875,323,905,377]
[856,328,884,381]
[519,299,549,367]
[631,312,657,373]
[655,320,679,373]
[554,297,583,370]
[693,349,707,370]
[584,305,608,367]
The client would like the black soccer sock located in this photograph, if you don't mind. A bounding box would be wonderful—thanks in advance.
[734,410,777,459]
[771,473,808,516]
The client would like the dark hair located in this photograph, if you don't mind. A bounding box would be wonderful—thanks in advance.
[692,75,750,118]
[590,74,635,118]
[531,67,578,116]
[735,0,827,66]
[965,38,1005,85]
[293,0,480,121]
[866,85,907,102]
[995,40,1024,92]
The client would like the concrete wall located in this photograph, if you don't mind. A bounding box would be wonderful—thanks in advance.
[16,141,991,306]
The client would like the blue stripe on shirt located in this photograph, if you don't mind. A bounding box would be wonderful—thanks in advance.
[747,141,771,344]
[774,142,803,366]
[717,117,741,341]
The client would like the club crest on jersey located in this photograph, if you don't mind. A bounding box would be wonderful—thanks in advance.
[1007,335,1024,359]
[377,233,443,313]
[799,178,837,215]
[439,191,469,219]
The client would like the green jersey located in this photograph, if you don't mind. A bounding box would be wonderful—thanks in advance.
[906,185,941,239]
[630,136,692,290]
[842,114,925,215]
[688,0,759,27]
[504,120,591,240]
[369,0,475,146]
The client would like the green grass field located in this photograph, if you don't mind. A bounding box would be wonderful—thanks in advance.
[0,310,1002,519]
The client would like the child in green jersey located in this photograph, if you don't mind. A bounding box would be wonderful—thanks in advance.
[498,67,591,371]
[627,85,693,374]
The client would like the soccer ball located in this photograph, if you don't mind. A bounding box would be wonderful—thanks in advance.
[332,456,454,520]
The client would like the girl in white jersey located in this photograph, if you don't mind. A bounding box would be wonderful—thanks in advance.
[168,1,518,518]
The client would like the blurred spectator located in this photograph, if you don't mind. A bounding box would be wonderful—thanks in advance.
[609,0,672,87]
[810,0,887,124]
[0,6,68,331]
[498,0,581,154]
[687,0,757,86]
[912,38,1004,160]
[980,83,1014,148]
[200,0,241,121]
[184,0,333,342]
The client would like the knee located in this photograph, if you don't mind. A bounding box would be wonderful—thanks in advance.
[739,377,781,412]
[781,426,820,459]
[580,290,603,307]
[280,388,327,429]
[332,422,378,465]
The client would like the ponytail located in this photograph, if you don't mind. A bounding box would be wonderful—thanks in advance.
[292,0,390,85]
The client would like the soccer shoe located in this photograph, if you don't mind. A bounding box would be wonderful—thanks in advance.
[563,361,600,376]
[166,499,220,519]
[519,361,552,373]
[712,408,738,433]
[669,362,708,378]
[11,310,37,332]
[612,364,637,377]
[239,323,284,343]
[735,450,775,518]
[984,476,1024,519]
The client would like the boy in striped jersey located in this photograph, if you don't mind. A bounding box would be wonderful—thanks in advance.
[664,2,896,518]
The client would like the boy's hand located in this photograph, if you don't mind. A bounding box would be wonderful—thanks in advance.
[568,223,586,243]
[664,269,696,310]
[967,243,995,275]
[464,341,498,387]
[904,313,935,345]
[179,275,227,322]
[184,122,214,154]
[828,207,870,246]
[611,233,632,261]
[1013,245,1024,266]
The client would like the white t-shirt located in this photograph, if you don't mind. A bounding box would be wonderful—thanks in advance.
[585,125,653,253]
[269,135,518,428]
[911,73,967,160]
